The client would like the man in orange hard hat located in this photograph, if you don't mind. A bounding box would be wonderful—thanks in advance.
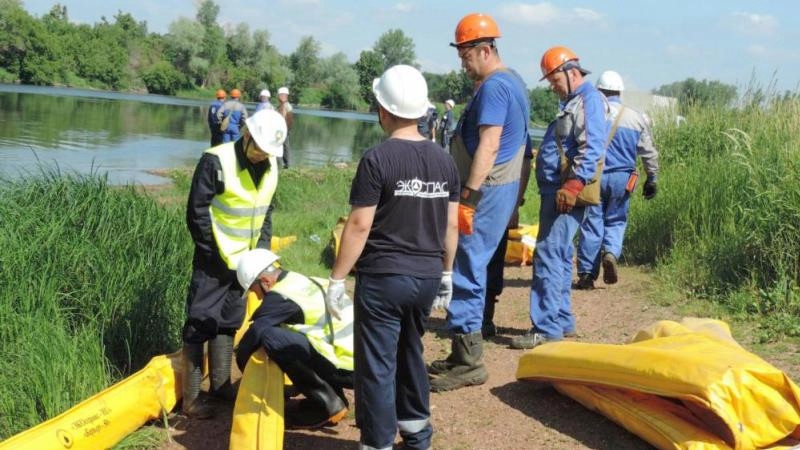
[218,88,249,143]
[427,12,530,393]
[208,89,227,146]
[510,46,609,350]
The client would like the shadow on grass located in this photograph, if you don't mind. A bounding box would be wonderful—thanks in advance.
[490,382,654,450]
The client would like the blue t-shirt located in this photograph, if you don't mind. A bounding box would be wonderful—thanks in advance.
[460,70,529,165]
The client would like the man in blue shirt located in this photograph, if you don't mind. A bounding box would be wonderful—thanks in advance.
[428,13,530,392]
[511,46,608,349]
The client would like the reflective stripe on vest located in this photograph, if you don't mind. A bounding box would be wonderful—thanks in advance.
[271,272,354,371]
[205,144,278,269]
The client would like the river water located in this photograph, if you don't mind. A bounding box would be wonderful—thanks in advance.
[0,84,384,185]
[0,84,544,185]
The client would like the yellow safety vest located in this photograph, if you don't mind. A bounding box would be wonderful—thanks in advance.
[271,272,354,371]
[205,144,278,270]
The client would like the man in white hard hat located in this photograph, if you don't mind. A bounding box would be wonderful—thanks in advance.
[180,109,286,419]
[255,89,274,112]
[325,64,459,450]
[438,99,457,149]
[574,70,660,289]
[235,248,354,429]
[276,86,293,169]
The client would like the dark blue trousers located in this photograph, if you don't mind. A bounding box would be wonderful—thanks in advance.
[354,273,438,450]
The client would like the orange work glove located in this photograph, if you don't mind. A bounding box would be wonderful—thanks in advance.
[458,187,483,235]
[555,179,585,214]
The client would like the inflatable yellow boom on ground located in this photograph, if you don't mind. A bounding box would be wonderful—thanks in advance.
[516,318,800,450]
[0,236,297,450]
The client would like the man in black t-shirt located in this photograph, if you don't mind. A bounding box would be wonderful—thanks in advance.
[325,65,459,450]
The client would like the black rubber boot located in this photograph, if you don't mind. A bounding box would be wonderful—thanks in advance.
[429,331,488,392]
[181,343,213,419]
[282,359,348,429]
[208,334,237,401]
[482,297,498,338]
[573,273,595,290]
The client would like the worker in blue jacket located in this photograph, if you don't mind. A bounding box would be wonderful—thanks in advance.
[220,88,249,143]
[208,89,226,146]
[511,46,609,350]
[574,70,659,289]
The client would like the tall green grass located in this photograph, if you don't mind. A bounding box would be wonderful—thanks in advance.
[0,169,191,438]
[0,164,357,440]
[624,97,800,340]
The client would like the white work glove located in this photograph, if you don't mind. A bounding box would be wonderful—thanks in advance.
[325,277,350,320]
[432,271,453,311]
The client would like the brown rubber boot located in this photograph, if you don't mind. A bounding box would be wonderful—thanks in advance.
[602,252,619,284]
[429,332,488,392]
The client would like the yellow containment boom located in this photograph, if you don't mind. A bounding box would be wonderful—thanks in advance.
[516,318,800,450]
[229,348,285,450]
[0,235,298,450]
[0,352,182,450]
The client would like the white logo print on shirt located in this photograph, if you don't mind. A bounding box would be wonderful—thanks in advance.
[394,178,449,198]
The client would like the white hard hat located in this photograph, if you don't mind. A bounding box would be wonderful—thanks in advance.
[445,99,455,108]
[244,109,287,157]
[596,70,624,92]
[372,64,429,119]
[277,86,289,95]
[237,248,280,299]
[259,89,271,98]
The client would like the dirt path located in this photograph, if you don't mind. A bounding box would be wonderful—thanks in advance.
[158,265,800,449]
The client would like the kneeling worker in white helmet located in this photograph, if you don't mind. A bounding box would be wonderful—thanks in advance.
[235,248,354,429]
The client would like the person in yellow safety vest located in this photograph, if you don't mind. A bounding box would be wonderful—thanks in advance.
[181,109,287,419]
[235,248,354,429]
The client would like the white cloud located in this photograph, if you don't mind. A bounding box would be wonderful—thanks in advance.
[496,2,604,26]
[726,12,778,36]
[746,44,768,57]
[279,0,320,5]
[392,3,414,13]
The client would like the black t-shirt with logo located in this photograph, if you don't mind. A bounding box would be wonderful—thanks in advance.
[349,138,460,278]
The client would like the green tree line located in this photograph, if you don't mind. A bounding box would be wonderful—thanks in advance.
[1,0,754,121]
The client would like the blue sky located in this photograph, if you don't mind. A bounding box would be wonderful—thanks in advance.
[22,0,800,94]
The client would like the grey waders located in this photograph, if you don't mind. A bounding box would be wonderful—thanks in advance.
[428,331,488,392]
[181,334,237,419]
[181,342,213,419]
[207,334,237,401]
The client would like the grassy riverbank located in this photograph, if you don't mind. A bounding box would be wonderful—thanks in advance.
[2,96,799,443]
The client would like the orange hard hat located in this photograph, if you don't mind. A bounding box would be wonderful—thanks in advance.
[215,89,226,99]
[539,46,589,81]
[230,88,241,98]
[451,13,501,47]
